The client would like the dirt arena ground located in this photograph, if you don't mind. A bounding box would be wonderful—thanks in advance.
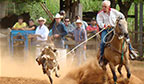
[0,29,144,84]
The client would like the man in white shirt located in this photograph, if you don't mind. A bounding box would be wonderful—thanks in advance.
[35,17,49,42]
[30,17,49,57]
[97,0,138,65]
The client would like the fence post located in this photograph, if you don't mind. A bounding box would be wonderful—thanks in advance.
[135,3,138,43]
[139,3,143,57]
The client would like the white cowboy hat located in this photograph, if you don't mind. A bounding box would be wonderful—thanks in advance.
[54,13,63,19]
[76,19,82,24]
[38,17,46,23]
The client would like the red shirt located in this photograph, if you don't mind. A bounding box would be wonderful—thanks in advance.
[86,25,99,32]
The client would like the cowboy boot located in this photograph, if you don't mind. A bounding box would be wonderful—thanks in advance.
[130,50,138,58]
[129,54,135,60]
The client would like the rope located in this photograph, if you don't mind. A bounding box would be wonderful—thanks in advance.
[121,40,125,62]
[103,28,115,44]
[66,27,106,56]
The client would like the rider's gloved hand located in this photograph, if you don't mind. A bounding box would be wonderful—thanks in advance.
[105,24,112,30]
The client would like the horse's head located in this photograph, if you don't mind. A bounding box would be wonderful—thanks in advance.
[115,16,128,39]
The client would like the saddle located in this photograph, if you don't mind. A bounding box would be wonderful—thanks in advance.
[105,30,114,45]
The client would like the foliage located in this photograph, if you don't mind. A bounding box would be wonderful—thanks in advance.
[80,0,102,12]
[0,0,41,3]
[7,0,59,24]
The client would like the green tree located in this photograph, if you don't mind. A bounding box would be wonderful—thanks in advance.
[5,0,59,24]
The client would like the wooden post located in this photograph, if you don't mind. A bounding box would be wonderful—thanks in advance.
[78,3,83,19]
[135,3,138,43]
[139,3,143,57]
[60,0,64,10]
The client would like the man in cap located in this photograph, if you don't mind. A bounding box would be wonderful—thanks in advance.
[60,10,66,22]
[51,13,68,48]
[86,18,99,33]
[72,19,87,65]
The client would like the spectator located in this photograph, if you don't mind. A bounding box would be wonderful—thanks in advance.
[34,17,49,42]
[72,15,88,30]
[51,13,68,48]
[30,17,49,46]
[86,18,99,33]
[72,20,87,65]
[29,17,49,57]
[25,19,37,30]
[12,16,27,30]
[64,17,75,33]
[60,10,66,22]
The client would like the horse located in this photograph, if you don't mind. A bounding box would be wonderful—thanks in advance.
[36,46,60,84]
[98,17,131,84]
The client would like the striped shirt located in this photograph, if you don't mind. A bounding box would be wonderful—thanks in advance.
[73,27,87,44]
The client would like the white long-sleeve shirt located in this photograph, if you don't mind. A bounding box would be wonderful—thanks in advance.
[96,8,125,28]
[35,25,49,41]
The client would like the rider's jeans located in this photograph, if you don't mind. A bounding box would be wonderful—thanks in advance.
[129,42,133,50]
[100,30,108,57]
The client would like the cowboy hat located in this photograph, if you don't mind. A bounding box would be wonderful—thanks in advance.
[54,13,63,19]
[38,17,46,22]
[76,19,82,24]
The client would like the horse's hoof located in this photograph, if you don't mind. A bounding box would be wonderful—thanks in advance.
[127,73,131,79]
[55,74,60,78]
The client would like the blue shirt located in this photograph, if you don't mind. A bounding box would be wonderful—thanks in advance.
[52,22,68,38]
[72,27,87,44]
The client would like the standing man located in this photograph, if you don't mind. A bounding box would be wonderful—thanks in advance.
[29,17,49,56]
[72,20,87,65]
[72,15,88,30]
[31,17,49,46]
[97,0,138,65]
[35,17,49,42]
[64,17,75,33]
[51,13,68,48]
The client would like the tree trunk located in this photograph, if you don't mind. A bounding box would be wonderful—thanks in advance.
[0,1,8,20]
[110,0,116,8]
[139,3,143,57]
[117,0,134,19]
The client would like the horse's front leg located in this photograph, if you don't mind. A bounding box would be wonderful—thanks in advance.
[102,59,108,71]
[48,75,53,84]
[47,70,53,84]
[124,63,131,79]
[117,64,123,76]
[109,63,117,84]
[54,66,60,78]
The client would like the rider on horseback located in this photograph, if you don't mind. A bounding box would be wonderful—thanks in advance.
[96,0,138,65]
